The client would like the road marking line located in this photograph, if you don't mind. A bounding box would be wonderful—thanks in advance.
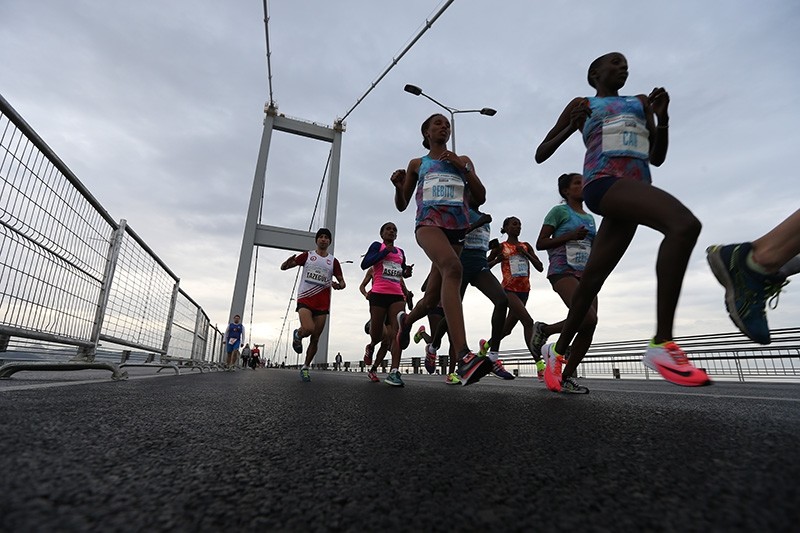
[590,387,800,402]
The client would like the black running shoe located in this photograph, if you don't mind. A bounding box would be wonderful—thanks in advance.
[292,329,303,354]
[396,311,411,350]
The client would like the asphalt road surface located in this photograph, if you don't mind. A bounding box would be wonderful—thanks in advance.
[1,368,798,532]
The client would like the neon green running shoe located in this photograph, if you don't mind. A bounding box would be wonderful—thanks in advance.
[477,338,490,357]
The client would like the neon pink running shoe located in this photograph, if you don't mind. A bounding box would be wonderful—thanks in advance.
[642,341,711,387]
[542,343,564,392]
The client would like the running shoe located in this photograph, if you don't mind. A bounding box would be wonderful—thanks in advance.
[292,329,303,354]
[367,370,380,382]
[542,343,565,392]
[364,343,374,366]
[396,311,412,350]
[300,368,311,382]
[491,359,515,380]
[477,339,491,357]
[424,344,437,374]
[535,359,546,382]
[456,351,493,386]
[706,243,789,344]
[413,325,426,344]
[530,322,549,357]
[561,376,589,394]
[385,371,405,387]
[445,372,461,385]
[642,341,711,387]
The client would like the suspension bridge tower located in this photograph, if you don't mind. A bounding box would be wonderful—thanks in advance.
[228,102,345,365]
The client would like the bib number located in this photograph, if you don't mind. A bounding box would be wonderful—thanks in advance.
[602,113,649,159]
[304,263,330,286]
[509,254,529,278]
[382,260,403,282]
[566,240,591,270]
[422,172,465,206]
[464,225,490,250]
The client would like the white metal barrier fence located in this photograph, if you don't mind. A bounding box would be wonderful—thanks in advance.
[0,93,223,378]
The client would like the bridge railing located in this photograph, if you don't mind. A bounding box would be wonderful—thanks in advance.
[387,327,800,382]
[0,93,223,377]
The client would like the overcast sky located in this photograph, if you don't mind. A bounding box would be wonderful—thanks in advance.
[2,0,798,364]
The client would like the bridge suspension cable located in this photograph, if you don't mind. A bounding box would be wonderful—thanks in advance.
[262,0,276,106]
[339,0,455,122]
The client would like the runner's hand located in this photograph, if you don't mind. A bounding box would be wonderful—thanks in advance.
[390,169,406,187]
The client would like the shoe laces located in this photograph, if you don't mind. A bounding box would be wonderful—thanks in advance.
[562,376,579,389]
[766,278,789,310]
[494,359,506,370]
[664,342,689,365]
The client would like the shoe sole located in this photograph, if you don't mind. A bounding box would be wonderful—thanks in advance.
[385,379,404,387]
[396,312,410,350]
[529,323,546,357]
[543,349,562,392]
[292,330,303,354]
[642,357,712,387]
[458,357,493,386]
[706,246,764,343]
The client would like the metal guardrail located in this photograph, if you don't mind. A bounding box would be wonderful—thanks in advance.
[0,93,225,378]
[385,327,800,383]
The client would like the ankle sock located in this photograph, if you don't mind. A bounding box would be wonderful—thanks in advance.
[746,250,771,275]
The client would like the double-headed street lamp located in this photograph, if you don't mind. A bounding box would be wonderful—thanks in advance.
[403,84,496,153]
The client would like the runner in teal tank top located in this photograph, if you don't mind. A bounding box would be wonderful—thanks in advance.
[535,52,709,391]
[535,173,598,391]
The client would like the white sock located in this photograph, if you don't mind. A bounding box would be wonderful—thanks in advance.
[390,367,398,373]
[488,351,499,362]
[302,365,309,370]
[746,250,771,275]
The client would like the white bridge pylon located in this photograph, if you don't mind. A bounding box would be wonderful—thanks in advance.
[229,103,345,364]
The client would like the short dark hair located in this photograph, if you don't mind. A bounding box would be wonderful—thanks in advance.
[315,228,332,241]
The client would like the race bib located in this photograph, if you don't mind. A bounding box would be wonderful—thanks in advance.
[422,172,465,206]
[509,254,529,278]
[602,113,649,159]
[566,239,591,270]
[464,224,490,251]
[228,338,237,345]
[382,260,403,282]
[304,263,330,286]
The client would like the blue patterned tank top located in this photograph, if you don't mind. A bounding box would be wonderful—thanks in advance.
[414,155,470,230]
[582,96,651,187]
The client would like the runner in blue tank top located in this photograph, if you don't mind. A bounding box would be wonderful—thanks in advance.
[535,52,709,391]
[391,113,493,386]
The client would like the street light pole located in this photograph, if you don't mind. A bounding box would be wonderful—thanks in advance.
[403,84,496,153]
